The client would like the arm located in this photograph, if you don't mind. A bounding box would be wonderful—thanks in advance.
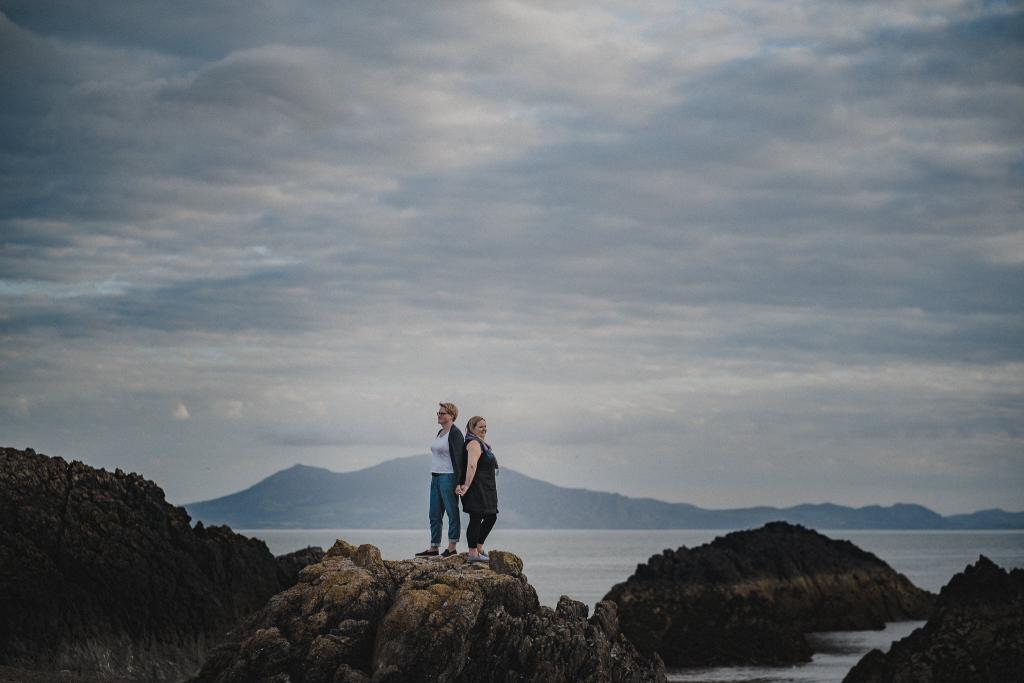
[457,441,482,496]
[448,426,465,483]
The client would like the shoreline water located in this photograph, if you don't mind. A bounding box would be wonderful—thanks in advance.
[667,621,925,683]
[241,527,1024,600]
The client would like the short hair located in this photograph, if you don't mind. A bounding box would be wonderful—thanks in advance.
[439,402,458,420]
[466,415,486,436]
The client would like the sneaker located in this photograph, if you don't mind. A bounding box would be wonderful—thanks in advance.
[478,552,489,560]
[415,548,439,557]
[440,548,457,557]
[467,554,489,563]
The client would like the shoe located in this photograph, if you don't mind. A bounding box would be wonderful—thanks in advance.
[415,548,439,557]
[440,548,457,557]
[467,554,489,563]
[478,552,489,560]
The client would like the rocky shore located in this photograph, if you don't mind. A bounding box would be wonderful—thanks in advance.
[604,521,934,667]
[843,555,1024,682]
[12,446,993,682]
[193,539,666,682]
[0,447,324,682]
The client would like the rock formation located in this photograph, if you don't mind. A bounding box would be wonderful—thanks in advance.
[604,521,934,667]
[0,447,323,682]
[193,539,666,682]
[843,555,1024,682]
[276,546,329,586]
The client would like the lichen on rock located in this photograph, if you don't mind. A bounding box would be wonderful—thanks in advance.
[194,540,665,682]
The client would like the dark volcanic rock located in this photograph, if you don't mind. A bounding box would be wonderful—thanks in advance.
[843,556,1024,682]
[276,546,327,586]
[604,521,934,667]
[0,447,321,682]
[193,540,666,682]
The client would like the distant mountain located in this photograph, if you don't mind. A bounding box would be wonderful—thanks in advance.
[943,508,1024,529]
[184,456,1023,530]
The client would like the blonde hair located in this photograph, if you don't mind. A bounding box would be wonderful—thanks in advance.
[439,402,459,420]
[466,415,486,436]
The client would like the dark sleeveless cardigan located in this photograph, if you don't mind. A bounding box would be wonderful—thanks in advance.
[461,434,498,515]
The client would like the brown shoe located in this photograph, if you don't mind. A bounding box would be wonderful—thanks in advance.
[415,548,439,557]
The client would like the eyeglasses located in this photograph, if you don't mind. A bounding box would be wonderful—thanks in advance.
[436,411,450,416]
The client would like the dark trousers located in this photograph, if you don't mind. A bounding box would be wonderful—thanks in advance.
[466,513,497,547]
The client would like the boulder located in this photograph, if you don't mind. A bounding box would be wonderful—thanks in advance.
[276,546,328,586]
[843,555,1024,682]
[194,540,665,682]
[604,521,934,666]
[0,447,322,681]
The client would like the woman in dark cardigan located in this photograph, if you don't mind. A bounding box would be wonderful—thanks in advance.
[456,415,498,562]
[415,402,466,558]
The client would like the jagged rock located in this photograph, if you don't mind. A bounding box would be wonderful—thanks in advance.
[0,447,322,682]
[193,540,666,682]
[843,556,1024,682]
[276,546,327,586]
[604,521,934,667]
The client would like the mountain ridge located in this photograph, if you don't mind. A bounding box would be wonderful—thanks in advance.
[185,456,1024,529]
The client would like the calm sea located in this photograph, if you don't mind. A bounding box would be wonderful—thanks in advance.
[242,528,1024,683]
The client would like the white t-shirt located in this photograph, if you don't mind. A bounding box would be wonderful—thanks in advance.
[430,431,454,474]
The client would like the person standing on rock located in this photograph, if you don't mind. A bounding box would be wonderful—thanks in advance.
[456,415,498,563]
[415,402,465,558]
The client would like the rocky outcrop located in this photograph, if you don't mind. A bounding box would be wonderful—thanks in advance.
[604,521,934,667]
[194,539,666,682]
[843,556,1024,682]
[276,546,328,586]
[0,447,322,682]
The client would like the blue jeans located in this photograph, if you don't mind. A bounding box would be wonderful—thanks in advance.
[429,473,460,547]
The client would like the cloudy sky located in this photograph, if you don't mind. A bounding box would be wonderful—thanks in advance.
[1,1,1022,514]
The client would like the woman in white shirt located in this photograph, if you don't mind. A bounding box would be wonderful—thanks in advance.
[415,402,465,557]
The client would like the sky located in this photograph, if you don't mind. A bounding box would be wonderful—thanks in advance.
[1,1,1022,514]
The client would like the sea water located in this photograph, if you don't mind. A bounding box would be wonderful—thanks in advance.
[242,528,1024,683]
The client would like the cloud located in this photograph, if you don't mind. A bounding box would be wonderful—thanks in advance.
[214,399,244,418]
[260,429,350,448]
[0,1,1021,513]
